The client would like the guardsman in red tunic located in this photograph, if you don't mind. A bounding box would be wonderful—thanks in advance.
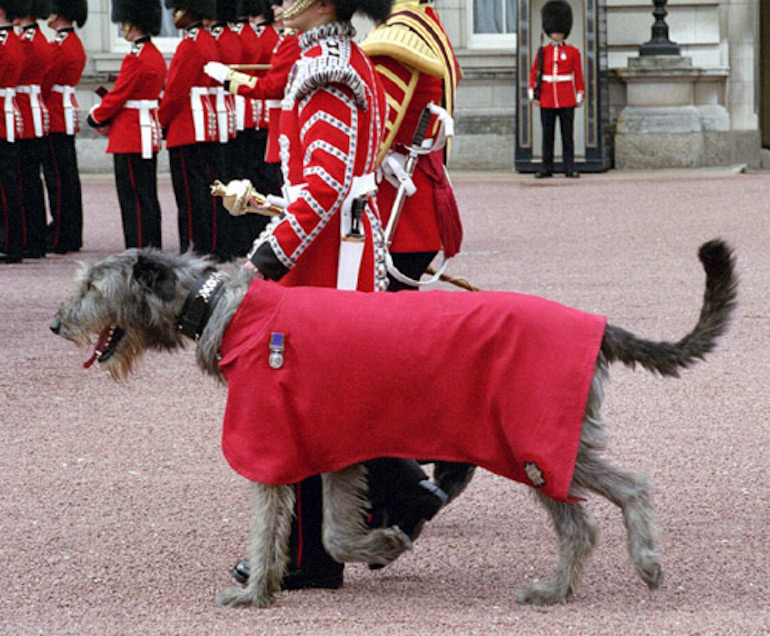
[220,0,401,591]
[14,0,53,259]
[205,8,299,254]
[208,1,241,181]
[528,0,584,178]
[360,0,472,544]
[87,0,166,249]
[41,0,86,254]
[160,0,232,260]
[0,1,25,263]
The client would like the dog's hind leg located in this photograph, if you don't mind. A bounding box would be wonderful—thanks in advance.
[515,493,599,605]
[322,465,413,566]
[572,452,662,591]
[216,483,295,608]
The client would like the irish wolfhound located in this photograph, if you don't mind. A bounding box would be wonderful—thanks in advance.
[50,240,736,608]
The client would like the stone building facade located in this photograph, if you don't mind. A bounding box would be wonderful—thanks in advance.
[54,0,767,171]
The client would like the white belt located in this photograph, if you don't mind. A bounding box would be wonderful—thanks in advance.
[542,73,575,83]
[52,84,77,135]
[17,84,44,137]
[209,86,229,144]
[265,100,282,109]
[337,172,377,291]
[1,87,16,142]
[235,95,245,131]
[190,86,209,142]
[125,99,160,159]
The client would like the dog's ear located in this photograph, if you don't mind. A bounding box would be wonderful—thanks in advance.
[132,253,178,302]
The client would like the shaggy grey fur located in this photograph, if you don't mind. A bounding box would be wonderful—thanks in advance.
[50,240,737,608]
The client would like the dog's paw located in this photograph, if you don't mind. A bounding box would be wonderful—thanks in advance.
[635,553,663,590]
[366,526,413,565]
[216,585,274,608]
[514,582,569,606]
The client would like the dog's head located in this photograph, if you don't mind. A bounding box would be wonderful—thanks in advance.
[51,249,213,380]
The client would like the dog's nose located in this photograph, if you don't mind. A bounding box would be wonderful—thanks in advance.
[49,319,61,335]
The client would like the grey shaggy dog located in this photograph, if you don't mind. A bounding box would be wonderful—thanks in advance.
[50,240,737,609]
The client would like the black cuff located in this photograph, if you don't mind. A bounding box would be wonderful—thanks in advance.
[249,243,290,281]
[224,79,232,93]
[86,113,102,129]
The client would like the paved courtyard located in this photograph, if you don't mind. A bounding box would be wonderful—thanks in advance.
[1,168,768,633]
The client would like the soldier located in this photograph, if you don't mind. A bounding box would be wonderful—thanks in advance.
[219,0,430,591]
[360,0,473,540]
[14,0,53,259]
[41,0,86,254]
[528,0,584,178]
[205,0,298,254]
[160,0,231,260]
[87,0,166,249]
[0,0,26,264]
[208,0,241,181]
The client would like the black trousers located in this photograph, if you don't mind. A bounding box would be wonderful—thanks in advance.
[169,142,232,260]
[114,153,162,249]
[16,136,48,255]
[540,106,575,174]
[43,132,83,251]
[0,140,23,258]
[227,128,277,257]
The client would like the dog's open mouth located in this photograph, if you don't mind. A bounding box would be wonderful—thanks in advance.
[83,325,125,369]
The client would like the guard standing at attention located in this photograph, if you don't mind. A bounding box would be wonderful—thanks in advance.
[0,0,26,264]
[528,0,584,178]
[14,0,53,259]
[160,0,232,260]
[41,0,86,254]
[87,0,166,249]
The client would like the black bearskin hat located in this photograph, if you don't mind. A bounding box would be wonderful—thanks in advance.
[1,0,32,21]
[334,0,392,23]
[51,0,87,26]
[216,0,237,21]
[542,0,572,38]
[30,0,52,18]
[112,0,163,36]
[164,0,217,19]
[236,0,270,20]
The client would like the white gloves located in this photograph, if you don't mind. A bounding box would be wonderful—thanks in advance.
[220,179,254,216]
[204,61,230,84]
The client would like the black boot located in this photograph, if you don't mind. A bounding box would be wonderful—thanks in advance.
[432,462,477,506]
[230,559,343,590]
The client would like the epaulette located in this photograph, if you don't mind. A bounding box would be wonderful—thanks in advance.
[288,53,368,110]
[55,30,69,45]
[22,26,36,41]
[360,22,444,79]
[185,27,200,41]
[211,24,224,39]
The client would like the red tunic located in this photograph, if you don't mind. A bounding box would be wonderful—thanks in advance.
[0,26,24,142]
[252,25,280,130]
[219,279,607,502]
[42,28,86,135]
[159,25,220,148]
[528,42,584,109]
[232,32,299,162]
[90,38,166,155]
[364,1,462,255]
[16,24,52,139]
[252,23,387,291]
[231,20,260,130]
[210,23,241,141]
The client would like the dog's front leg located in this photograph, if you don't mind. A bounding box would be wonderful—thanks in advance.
[217,482,295,608]
[322,465,412,566]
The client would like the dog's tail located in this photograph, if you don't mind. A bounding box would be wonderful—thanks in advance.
[600,239,737,377]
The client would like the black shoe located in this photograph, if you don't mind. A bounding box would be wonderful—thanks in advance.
[565,171,580,178]
[47,244,79,254]
[0,252,22,264]
[535,171,553,179]
[230,560,344,590]
[22,249,45,259]
[433,462,477,506]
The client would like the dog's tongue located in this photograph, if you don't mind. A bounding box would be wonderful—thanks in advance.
[83,328,112,369]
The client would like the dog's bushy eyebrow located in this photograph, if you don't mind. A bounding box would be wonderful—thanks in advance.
[132,255,178,302]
